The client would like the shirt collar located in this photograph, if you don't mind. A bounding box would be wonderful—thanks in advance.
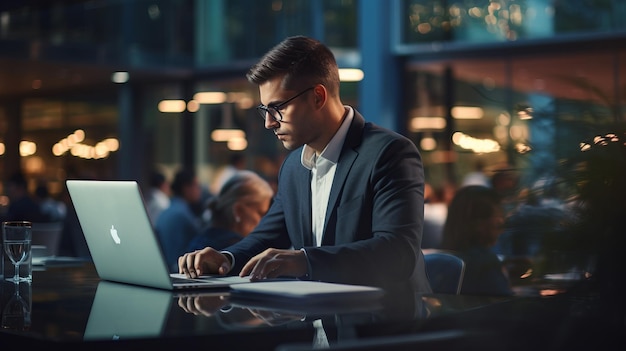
[301,106,354,170]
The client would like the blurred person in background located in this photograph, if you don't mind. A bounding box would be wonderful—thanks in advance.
[422,182,448,249]
[156,168,203,272]
[187,170,274,251]
[210,153,247,195]
[461,159,490,187]
[440,185,513,296]
[2,171,47,223]
[35,181,67,222]
[145,170,171,226]
[490,167,520,216]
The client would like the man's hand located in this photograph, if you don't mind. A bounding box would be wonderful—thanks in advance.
[240,248,308,281]
[178,247,231,278]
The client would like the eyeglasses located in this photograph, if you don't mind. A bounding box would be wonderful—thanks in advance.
[256,87,314,122]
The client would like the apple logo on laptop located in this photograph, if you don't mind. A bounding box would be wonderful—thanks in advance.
[110,225,121,244]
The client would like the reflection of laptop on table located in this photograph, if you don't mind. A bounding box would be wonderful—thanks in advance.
[84,281,172,340]
[66,180,249,290]
[84,281,230,340]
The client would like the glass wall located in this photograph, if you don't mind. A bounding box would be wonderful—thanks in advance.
[0,0,360,198]
[402,0,626,45]
[407,48,625,190]
[0,0,357,67]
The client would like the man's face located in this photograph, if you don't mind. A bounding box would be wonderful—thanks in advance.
[258,77,320,151]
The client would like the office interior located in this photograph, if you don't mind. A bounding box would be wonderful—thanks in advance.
[0,1,624,348]
[0,0,624,275]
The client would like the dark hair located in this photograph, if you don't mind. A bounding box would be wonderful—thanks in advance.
[246,36,340,96]
[35,183,49,198]
[170,168,196,197]
[150,171,166,188]
[441,185,502,251]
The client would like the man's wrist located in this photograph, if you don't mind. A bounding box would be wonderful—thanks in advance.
[299,248,311,280]
[220,251,235,274]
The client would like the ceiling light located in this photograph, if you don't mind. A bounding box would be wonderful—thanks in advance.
[158,100,186,113]
[111,71,129,84]
[194,92,227,104]
[451,106,483,119]
[410,117,447,131]
[339,68,364,82]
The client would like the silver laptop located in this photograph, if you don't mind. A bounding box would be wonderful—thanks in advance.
[66,179,250,290]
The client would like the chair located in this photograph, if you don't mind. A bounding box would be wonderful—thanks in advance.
[424,251,466,295]
[31,222,64,257]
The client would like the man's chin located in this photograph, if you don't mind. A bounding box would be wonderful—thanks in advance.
[281,141,302,151]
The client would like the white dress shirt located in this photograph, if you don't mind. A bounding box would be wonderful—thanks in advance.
[301,106,354,246]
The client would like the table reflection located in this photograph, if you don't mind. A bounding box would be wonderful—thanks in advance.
[1,280,31,331]
[0,262,609,350]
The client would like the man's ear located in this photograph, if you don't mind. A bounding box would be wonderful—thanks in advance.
[313,84,327,108]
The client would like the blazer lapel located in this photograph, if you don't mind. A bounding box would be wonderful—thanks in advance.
[321,112,365,245]
[299,165,313,247]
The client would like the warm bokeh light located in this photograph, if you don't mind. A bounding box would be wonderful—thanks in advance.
[211,129,246,142]
[420,136,437,151]
[515,142,532,154]
[410,117,447,131]
[451,106,483,119]
[103,138,119,151]
[52,131,119,159]
[187,100,200,112]
[158,100,187,112]
[452,131,501,153]
[338,68,364,82]
[24,156,44,173]
[227,137,248,151]
[194,92,227,104]
[73,129,85,142]
[19,140,37,156]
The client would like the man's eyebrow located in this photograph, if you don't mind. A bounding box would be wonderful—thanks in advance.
[264,98,284,107]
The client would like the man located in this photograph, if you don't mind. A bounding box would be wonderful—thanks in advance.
[179,36,431,294]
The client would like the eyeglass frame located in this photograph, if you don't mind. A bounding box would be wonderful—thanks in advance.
[256,86,315,122]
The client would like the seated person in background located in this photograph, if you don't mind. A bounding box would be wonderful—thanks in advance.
[187,170,274,251]
[145,170,171,226]
[35,182,67,222]
[2,171,47,223]
[440,185,513,296]
[156,168,203,272]
[422,182,448,249]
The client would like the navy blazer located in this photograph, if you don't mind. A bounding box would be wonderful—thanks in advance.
[226,110,432,294]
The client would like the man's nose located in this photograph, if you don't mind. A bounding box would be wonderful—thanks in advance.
[264,115,279,129]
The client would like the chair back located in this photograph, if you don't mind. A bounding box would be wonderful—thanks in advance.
[424,251,466,294]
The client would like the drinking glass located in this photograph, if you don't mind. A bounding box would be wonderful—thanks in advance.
[2,221,32,283]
